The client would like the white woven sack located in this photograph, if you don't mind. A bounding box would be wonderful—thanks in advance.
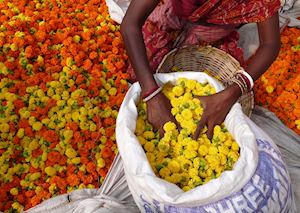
[116,72,294,212]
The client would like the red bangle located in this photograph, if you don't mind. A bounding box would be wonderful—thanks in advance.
[142,86,160,99]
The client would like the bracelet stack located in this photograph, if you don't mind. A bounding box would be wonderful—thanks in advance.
[142,86,163,102]
[228,70,254,95]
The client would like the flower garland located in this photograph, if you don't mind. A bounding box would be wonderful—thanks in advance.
[0,0,128,211]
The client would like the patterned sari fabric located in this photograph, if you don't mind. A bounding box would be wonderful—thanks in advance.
[127,0,281,81]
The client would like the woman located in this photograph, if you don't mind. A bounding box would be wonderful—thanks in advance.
[120,0,281,139]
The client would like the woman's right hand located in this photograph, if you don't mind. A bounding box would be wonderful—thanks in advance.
[146,91,178,137]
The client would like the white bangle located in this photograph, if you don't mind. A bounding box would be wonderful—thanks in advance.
[237,70,254,90]
[142,86,163,102]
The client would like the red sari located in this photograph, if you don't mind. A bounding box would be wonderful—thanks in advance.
[127,0,281,81]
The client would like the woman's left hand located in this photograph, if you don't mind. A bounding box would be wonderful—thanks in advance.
[193,84,241,140]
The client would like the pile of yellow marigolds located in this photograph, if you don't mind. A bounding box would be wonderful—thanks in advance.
[254,27,300,134]
[0,0,128,211]
[136,78,240,191]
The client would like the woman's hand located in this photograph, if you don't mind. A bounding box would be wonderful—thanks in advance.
[146,92,178,137]
[193,84,241,140]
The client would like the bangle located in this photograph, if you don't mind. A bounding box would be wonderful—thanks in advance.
[142,86,163,102]
[142,86,159,99]
[237,70,254,90]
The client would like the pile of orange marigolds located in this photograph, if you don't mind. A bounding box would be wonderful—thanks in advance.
[0,0,128,212]
[255,26,300,134]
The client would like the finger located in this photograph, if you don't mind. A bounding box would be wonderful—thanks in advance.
[206,121,214,140]
[193,114,207,140]
[158,126,164,138]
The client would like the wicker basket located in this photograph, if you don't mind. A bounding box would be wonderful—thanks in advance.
[156,45,254,117]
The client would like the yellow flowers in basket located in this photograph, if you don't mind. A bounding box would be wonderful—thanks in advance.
[135,78,240,191]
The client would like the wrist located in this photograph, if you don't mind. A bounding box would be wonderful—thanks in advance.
[223,84,242,101]
[139,76,158,96]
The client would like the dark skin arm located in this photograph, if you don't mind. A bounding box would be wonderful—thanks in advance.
[121,0,177,136]
[194,13,280,139]
[121,1,280,139]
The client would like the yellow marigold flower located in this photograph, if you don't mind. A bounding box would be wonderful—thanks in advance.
[143,131,155,140]
[0,123,9,133]
[180,158,193,171]
[72,111,80,122]
[73,35,81,43]
[65,147,77,158]
[218,145,229,155]
[108,87,117,96]
[100,136,107,144]
[66,57,74,67]
[206,168,213,177]
[182,186,191,192]
[266,85,274,94]
[181,109,193,119]
[32,122,43,131]
[159,167,171,178]
[215,166,224,175]
[198,145,209,156]
[36,89,45,98]
[199,171,207,178]
[163,121,176,132]
[219,153,227,165]
[231,142,239,151]
[12,202,22,211]
[146,153,155,163]
[52,94,61,101]
[29,140,39,150]
[137,136,147,145]
[57,100,65,107]
[186,140,199,151]
[216,132,226,142]
[37,55,44,64]
[170,173,181,183]
[158,141,170,153]
[45,167,57,177]
[87,184,95,189]
[89,123,97,132]
[224,139,233,147]
[171,107,180,116]
[135,119,145,135]
[16,128,24,138]
[193,157,200,170]
[10,187,18,196]
[79,165,86,173]
[213,125,222,134]
[208,146,218,155]
[195,107,203,116]
[228,151,239,162]
[170,98,180,108]
[97,158,105,168]
[29,172,41,181]
[186,80,196,90]
[188,168,198,177]
[167,160,180,173]
[172,86,184,97]
[183,150,197,159]
[144,142,155,152]
[71,157,81,165]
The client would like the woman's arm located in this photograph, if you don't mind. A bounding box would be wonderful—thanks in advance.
[120,0,159,91]
[121,0,178,135]
[246,13,280,80]
[194,13,280,139]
